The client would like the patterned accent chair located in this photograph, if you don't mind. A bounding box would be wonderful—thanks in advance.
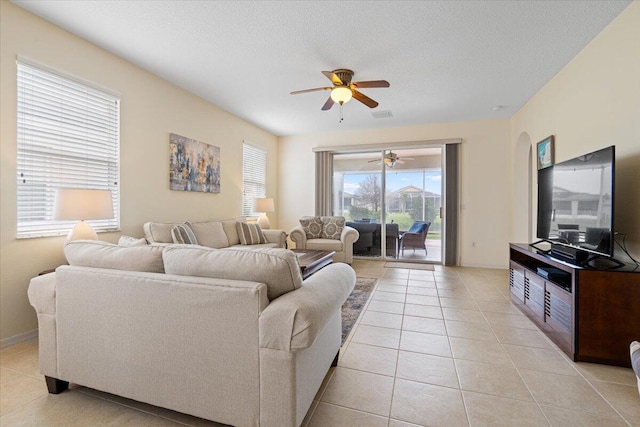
[290,216,359,264]
[399,221,431,256]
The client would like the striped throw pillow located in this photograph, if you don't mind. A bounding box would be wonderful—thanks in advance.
[236,222,266,245]
[171,223,199,245]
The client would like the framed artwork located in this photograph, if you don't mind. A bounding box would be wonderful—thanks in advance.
[537,135,554,170]
[169,133,220,193]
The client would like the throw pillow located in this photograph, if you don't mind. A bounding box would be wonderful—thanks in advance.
[631,341,640,394]
[236,222,267,245]
[320,216,345,240]
[299,216,323,239]
[171,223,199,245]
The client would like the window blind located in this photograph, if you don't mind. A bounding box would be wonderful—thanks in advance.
[16,60,120,238]
[242,142,266,217]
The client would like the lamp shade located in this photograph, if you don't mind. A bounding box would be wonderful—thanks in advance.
[330,86,353,104]
[253,198,274,213]
[54,188,114,221]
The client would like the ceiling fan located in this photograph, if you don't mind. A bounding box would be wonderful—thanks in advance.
[368,151,414,168]
[290,69,390,111]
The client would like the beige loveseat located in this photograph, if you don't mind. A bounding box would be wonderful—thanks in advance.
[28,241,355,427]
[143,218,287,249]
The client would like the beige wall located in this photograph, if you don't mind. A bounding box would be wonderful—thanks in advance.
[510,1,640,260]
[278,119,512,268]
[0,2,278,341]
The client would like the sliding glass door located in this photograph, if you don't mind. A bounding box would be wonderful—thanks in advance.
[333,147,443,263]
[385,148,442,262]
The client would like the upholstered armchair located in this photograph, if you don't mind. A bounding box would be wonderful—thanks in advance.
[290,216,359,264]
[399,221,431,256]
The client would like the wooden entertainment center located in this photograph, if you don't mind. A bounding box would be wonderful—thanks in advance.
[509,243,640,367]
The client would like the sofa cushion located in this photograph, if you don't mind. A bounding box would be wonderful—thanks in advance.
[144,222,180,243]
[171,223,199,245]
[221,219,244,246]
[163,246,302,301]
[118,236,148,247]
[64,240,165,273]
[187,221,230,248]
[320,216,345,240]
[237,222,267,245]
[299,216,323,239]
[229,243,280,250]
[305,239,343,252]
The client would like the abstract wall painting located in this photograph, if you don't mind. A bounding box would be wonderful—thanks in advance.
[169,133,220,193]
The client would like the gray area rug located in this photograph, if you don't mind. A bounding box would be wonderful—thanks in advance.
[384,262,434,271]
[342,277,377,344]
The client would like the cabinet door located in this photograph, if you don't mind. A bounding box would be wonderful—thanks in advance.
[509,262,525,304]
[545,283,573,352]
[524,271,545,320]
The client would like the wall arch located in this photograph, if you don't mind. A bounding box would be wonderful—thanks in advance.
[512,132,533,243]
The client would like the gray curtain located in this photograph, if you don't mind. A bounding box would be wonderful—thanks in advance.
[444,143,459,265]
[315,151,333,216]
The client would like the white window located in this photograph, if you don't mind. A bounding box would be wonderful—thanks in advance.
[242,142,266,217]
[16,59,120,238]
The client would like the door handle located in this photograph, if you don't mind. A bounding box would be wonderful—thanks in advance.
[439,206,443,219]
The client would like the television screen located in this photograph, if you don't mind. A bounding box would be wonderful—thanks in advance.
[537,146,615,257]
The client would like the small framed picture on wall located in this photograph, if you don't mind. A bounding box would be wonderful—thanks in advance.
[537,135,554,169]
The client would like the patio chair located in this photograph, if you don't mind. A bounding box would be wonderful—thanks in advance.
[399,221,431,256]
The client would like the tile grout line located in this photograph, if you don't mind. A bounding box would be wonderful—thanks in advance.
[475,272,556,426]
[480,271,631,427]
[386,271,409,427]
[437,271,472,427]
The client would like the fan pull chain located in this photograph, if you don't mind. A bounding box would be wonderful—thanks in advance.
[339,103,344,123]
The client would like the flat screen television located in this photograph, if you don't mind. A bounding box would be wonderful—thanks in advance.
[537,145,615,259]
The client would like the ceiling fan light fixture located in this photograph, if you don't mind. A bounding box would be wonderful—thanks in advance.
[384,157,397,168]
[330,86,352,104]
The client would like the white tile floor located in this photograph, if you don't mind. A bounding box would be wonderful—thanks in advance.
[1,261,639,426]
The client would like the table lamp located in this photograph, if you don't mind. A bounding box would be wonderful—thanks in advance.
[54,188,114,243]
[253,198,274,229]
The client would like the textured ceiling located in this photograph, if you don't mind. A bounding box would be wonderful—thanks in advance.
[12,1,631,136]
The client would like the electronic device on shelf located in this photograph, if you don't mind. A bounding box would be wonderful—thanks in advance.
[534,146,618,266]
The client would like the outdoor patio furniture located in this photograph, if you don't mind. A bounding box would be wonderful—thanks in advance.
[399,221,431,256]
[346,222,399,258]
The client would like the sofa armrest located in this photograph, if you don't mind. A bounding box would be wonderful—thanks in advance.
[262,229,287,248]
[289,226,307,249]
[341,226,359,245]
[259,263,356,352]
[27,272,58,378]
[28,272,57,316]
[340,226,359,264]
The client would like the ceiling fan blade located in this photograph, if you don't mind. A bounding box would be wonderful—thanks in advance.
[352,90,379,108]
[322,71,343,85]
[321,96,335,111]
[352,80,390,89]
[290,87,331,95]
[401,157,415,161]
[396,159,405,164]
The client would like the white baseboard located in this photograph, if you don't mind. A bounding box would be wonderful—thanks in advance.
[0,329,38,349]
[459,263,509,270]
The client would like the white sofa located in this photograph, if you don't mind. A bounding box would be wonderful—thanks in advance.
[143,218,287,249]
[28,241,355,427]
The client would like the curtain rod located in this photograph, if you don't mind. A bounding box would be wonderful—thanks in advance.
[312,138,462,153]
